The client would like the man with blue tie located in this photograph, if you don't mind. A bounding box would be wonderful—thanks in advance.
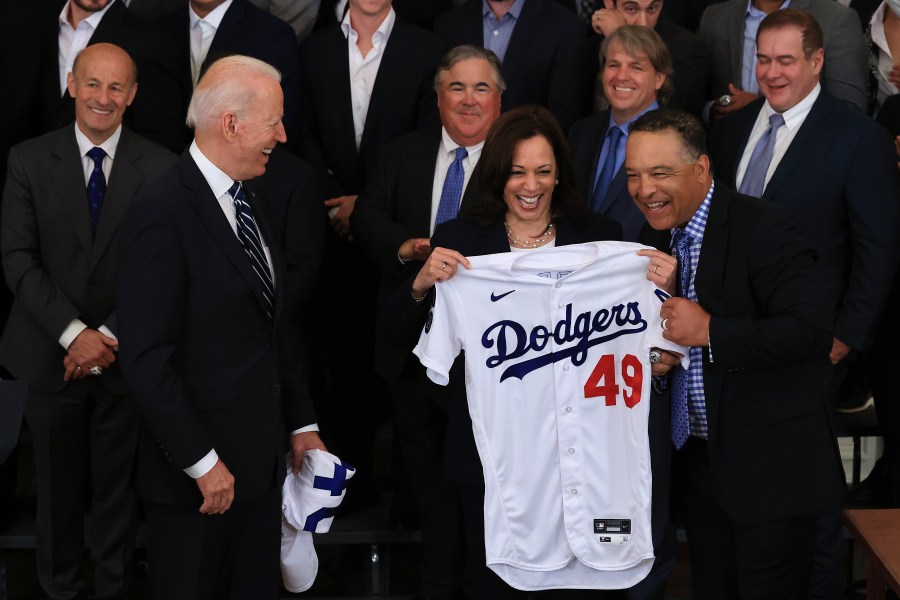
[0,43,175,600]
[352,45,504,600]
[117,55,324,599]
[569,25,671,241]
[627,107,840,600]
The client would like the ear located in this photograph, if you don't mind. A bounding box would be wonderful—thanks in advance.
[655,71,665,91]
[66,72,77,100]
[695,154,711,181]
[125,82,138,107]
[222,112,239,141]
[811,47,824,77]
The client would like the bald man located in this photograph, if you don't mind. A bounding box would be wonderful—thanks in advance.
[1,43,175,600]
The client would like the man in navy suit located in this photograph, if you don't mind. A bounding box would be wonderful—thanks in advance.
[710,10,899,598]
[569,25,671,242]
[117,55,324,600]
[433,0,591,131]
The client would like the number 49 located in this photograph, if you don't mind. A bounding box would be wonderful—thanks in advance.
[583,354,643,408]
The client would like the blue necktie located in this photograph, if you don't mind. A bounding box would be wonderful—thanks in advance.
[228,182,274,319]
[435,147,468,226]
[86,147,106,235]
[738,112,785,198]
[592,126,623,212]
[671,228,692,449]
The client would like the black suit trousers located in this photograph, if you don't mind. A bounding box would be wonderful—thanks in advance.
[26,383,139,600]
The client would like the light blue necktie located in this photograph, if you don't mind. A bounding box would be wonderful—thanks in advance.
[86,147,106,235]
[228,182,274,320]
[738,112,785,198]
[671,228,692,449]
[592,126,623,212]
[435,147,468,226]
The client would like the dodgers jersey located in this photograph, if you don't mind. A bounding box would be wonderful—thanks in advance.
[413,241,688,590]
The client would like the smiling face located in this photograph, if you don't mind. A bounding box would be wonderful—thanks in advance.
[228,77,286,180]
[603,40,665,123]
[503,135,557,231]
[625,129,710,230]
[437,57,502,147]
[755,24,822,113]
[67,44,137,146]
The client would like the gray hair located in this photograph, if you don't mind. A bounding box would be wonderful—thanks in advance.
[186,55,282,128]
[433,45,506,93]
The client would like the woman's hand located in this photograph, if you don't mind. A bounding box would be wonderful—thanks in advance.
[410,247,471,298]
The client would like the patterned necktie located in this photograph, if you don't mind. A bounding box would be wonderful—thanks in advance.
[435,146,468,226]
[592,126,623,212]
[580,0,595,22]
[671,228,692,449]
[228,182,274,319]
[86,147,106,235]
[738,112,785,198]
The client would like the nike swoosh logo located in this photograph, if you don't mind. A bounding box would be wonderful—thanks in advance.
[491,290,515,302]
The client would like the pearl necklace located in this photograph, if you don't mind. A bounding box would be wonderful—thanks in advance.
[505,221,555,249]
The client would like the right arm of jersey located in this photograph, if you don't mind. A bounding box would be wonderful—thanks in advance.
[412,281,463,386]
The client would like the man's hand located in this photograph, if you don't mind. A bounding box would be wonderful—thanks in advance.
[65,329,118,381]
[290,431,327,475]
[650,348,682,377]
[196,460,235,515]
[398,238,432,262]
[637,249,677,295]
[660,297,711,347]
[591,0,627,36]
[829,338,852,365]
[888,64,900,88]
[62,355,88,381]
[324,195,358,239]
[712,84,759,119]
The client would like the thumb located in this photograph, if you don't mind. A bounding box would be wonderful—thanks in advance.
[728,83,740,95]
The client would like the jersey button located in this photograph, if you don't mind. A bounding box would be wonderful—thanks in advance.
[568,448,575,454]
[565,407,572,413]
[571,488,578,495]
[563,364,569,371]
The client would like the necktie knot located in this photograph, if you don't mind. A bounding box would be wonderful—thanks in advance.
[769,112,785,129]
[228,181,242,200]
[608,125,623,145]
[672,228,692,255]
[87,147,106,167]
[454,146,468,163]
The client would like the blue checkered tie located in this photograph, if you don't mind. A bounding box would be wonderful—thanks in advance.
[435,147,468,226]
[228,182,274,319]
[738,112,785,198]
[86,147,106,235]
[671,228,692,449]
[592,126,623,212]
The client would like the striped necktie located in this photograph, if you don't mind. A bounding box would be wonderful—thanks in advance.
[228,181,274,319]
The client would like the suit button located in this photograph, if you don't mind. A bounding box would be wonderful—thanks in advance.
[271,385,281,394]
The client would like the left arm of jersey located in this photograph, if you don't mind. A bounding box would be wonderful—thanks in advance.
[412,281,463,386]
[708,210,833,369]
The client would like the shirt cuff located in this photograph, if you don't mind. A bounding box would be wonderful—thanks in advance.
[98,324,117,342]
[184,449,218,479]
[291,423,319,435]
[59,319,88,350]
[397,253,409,265]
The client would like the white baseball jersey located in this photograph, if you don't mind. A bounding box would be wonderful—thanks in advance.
[413,241,688,590]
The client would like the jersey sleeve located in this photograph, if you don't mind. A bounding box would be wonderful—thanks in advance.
[412,280,465,386]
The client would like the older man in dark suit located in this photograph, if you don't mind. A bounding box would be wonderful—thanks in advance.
[627,107,840,600]
[1,43,175,600]
[433,0,590,132]
[117,55,324,600]
[38,0,188,154]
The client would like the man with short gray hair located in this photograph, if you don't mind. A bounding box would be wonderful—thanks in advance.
[117,55,324,599]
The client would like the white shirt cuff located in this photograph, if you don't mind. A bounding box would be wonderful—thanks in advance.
[184,449,218,479]
[59,319,88,350]
[98,324,117,343]
[291,423,319,435]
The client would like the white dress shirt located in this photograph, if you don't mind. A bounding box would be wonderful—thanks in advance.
[58,0,116,94]
[870,2,899,115]
[341,7,396,149]
[735,83,820,193]
[429,127,485,235]
[189,0,233,87]
[57,124,123,350]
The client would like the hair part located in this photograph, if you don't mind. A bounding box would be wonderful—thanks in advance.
[462,105,588,226]
[434,45,506,93]
[757,9,824,59]
[598,25,674,106]
[629,107,709,165]
[186,55,282,129]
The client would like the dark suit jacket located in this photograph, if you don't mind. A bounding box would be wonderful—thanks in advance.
[690,182,839,522]
[158,0,302,141]
[352,127,480,382]
[297,17,443,197]
[38,0,189,154]
[433,0,591,132]
[117,152,317,505]
[568,110,647,242]
[0,126,175,392]
[126,0,183,20]
[711,92,900,352]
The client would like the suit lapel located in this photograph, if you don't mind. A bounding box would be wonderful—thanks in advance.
[243,180,281,317]
[50,129,94,258]
[584,113,610,200]
[327,27,359,161]
[359,20,407,153]
[762,93,829,201]
[90,130,141,269]
[694,183,729,316]
[205,0,243,71]
[500,0,542,91]
[410,130,443,233]
[456,1,485,46]
[727,3,744,88]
